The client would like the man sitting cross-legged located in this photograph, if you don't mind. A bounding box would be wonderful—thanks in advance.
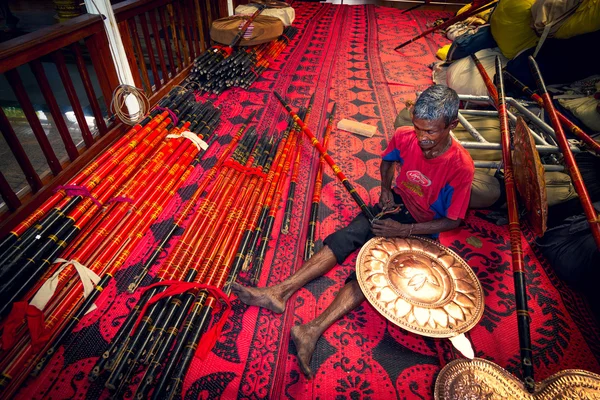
[232,84,474,378]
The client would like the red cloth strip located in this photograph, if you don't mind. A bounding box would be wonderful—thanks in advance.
[1,302,51,352]
[54,185,102,207]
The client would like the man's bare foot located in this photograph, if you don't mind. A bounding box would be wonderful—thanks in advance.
[291,324,318,379]
[231,282,286,314]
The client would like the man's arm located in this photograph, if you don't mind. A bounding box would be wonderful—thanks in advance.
[379,160,396,208]
[371,217,461,238]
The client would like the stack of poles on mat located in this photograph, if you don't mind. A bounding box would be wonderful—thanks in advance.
[187,26,299,95]
[0,88,222,396]
[60,97,314,399]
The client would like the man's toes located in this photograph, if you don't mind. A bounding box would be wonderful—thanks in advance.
[298,359,313,379]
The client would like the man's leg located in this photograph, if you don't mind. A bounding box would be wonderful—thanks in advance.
[232,206,376,313]
[231,245,338,314]
[291,280,365,378]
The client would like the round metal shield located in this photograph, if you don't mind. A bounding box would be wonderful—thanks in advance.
[356,236,484,338]
[513,117,548,237]
[435,358,600,399]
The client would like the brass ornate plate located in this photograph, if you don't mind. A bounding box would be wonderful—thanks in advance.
[356,236,484,338]
[435,358,600,399]
[513,117,548,237]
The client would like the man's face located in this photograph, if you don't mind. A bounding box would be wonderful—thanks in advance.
[412,117,457,151]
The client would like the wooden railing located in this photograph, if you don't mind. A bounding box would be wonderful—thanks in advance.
[114,0,227,102]
[0,13,126,236]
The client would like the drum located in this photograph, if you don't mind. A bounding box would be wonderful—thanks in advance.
[210,15,284,46]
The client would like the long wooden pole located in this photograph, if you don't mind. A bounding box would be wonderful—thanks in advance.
[527,57,600,248]
[503,71,600,155]
[394,0,498,51]
[274,92,376,221]
[496,57,536,392]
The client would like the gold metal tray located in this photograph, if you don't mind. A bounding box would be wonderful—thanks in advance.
[356,236,484,338]
[435,358,600,399]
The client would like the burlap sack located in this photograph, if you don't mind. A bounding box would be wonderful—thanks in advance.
[210,15,284,46]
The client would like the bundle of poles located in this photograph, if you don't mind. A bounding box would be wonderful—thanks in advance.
[0,82,381,398]
[474,53,600,393]
[186,26,299,95]
[0,87,222,396]
[78,95,331,398]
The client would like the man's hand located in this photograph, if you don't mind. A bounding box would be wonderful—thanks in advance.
[371,219,412,238]
[378,187,395,209]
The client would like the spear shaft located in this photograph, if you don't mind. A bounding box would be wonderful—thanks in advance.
[305,103,336,260]
[503,71,600,155]
[527,57,600,248]
[274,92,375,221]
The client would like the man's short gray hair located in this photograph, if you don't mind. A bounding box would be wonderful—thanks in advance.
[413,85,459,127]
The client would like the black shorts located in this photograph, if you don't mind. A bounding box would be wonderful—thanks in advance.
[323,191,417,285]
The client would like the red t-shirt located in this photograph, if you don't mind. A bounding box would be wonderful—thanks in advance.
[381,126,474,223]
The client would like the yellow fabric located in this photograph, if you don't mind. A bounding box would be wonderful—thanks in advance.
[490,0,539,59]
[555,0,600,39]
[437,44,451,60]
[457,3,493,21]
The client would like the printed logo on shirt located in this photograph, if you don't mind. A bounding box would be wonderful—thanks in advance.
[406,170,432,187]
[402,181,424,197]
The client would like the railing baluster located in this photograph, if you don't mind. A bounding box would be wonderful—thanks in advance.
[84,30,121,112]
[52,49,95,148]
[194,0,207,52]
[138,12,162,91]
[148,9,169,83]
[70,43,108,137]
[158,5,177,77]
[117,21,144,91]
[128,18,152,95]
[174,0,190,64]
[186,0,201,57]
[0,106,43,192]
[180,0,196,60]
[167,4,184,71]
[0,171,20,212]
[5,68,62,176]
[29,59,79,162]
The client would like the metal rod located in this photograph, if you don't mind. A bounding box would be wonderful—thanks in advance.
[459,141,578,153]
[457,112,488,143]
[474,161,564,171]
[459,110,498,116]
[507,98,557,143]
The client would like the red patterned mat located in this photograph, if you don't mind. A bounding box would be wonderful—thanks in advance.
[12,3,600,400]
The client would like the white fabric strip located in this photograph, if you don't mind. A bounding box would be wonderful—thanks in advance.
[29,258,101,315]
[166,131,208,151]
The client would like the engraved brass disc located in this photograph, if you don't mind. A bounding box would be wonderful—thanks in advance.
[356,236,484,338]
[435,357,600,399]
[513,117,548,237]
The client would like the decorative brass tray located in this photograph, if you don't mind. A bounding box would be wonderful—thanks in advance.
[356,236,484,338]
[435,358,600,399]
[513,117,548,237]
